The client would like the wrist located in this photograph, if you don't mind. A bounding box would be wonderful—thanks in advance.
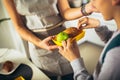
[70,58,85,72]
[98,19,106,26]
[34,39,42,48]
[85,4,93,14]
[81,4,92,16]
[69,55,81,62]
[95,19,100,28]
[95,19,106,28]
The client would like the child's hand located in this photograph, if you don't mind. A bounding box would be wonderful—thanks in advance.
[58,38,80,62]
[85,1,99,13]
[78,17,100,29]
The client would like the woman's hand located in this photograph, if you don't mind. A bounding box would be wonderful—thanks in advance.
[58,38,80,62]
[85,1,99,14]
[38,36,58,51]
[78,17,100,29]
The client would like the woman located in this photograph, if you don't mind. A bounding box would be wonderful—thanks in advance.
[3,0,95,80]
[58,0,120,80]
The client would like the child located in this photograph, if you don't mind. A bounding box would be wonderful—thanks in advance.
[58,0,120,80]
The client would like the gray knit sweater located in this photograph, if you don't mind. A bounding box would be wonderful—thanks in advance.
[70,26,120,80]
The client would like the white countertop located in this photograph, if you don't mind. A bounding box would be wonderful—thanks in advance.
[0,48,50,80]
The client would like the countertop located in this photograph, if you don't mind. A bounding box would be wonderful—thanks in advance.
[0,48,50,80]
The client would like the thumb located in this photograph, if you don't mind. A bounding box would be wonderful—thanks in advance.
[78,17,88,29]
[44,36,53,41]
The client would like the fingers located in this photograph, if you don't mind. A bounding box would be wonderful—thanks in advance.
[58,46,63,51]
[48,45,58,50]
[78,17,99,29]
[58,40,69,52]
[45,36,54,42]
[43,36,59,51]
[58,38,76,52]
[78,17,88,29]
[62,40,67,49]
[67,38,73,46]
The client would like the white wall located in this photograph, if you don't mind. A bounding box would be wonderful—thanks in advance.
[0,1,26,55]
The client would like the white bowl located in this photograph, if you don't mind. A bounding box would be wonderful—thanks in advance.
[0,61,20,75]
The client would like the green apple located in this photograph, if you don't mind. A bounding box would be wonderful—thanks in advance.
[56,32,69,43]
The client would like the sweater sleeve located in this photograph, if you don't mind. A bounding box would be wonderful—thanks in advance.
[70,58,93,80]
[70,47,120,80]
[94,20,114,43]
[95,26,113,43]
